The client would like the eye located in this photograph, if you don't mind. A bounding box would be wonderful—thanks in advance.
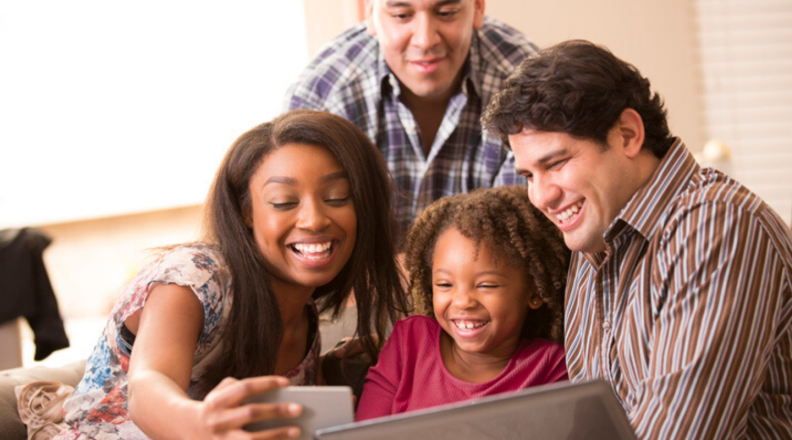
[549,159,568,170]
[436,8,459,19]
[270,202,297,210]
[434,282,453,289]
[325,195,351,206]
[478,283,499,290]
[389,9,412,21]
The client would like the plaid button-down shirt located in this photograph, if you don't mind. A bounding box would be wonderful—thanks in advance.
[284,17,538,237]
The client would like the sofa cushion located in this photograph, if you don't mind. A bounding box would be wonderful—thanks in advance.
[0,360,86,440]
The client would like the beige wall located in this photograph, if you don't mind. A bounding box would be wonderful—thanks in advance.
[303,0,363,56]
[486,0,705,152]
[39,206,203,320]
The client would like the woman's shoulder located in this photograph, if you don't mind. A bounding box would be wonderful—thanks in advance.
[148,243,229,286]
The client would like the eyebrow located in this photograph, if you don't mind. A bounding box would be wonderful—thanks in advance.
[515,148,569,175]
[432,268,508,278]
[262,171,349,187]
[384,0,461,7]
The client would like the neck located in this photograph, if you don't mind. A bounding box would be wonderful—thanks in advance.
[440,332,520,383]
[397,69,465,153]
[269,279,315,326]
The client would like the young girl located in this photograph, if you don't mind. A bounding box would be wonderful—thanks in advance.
[356,185,571,420]
[56,110,408,440]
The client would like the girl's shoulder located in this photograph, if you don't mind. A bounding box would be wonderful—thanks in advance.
[393,314,440,334]
[515,338,567,372]
[388,315,441,348]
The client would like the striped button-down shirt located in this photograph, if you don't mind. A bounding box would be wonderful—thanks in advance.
[565,139,792,439]
[284,17,536,236]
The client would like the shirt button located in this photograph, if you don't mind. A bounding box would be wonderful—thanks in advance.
[603,321,611,331]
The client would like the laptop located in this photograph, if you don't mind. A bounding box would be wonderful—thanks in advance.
[315,380,637,440]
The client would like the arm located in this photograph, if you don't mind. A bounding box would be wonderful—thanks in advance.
[127,283,300,440]
[629,203,787,439]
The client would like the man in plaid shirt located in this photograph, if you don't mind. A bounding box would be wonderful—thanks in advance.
[284,0,538,237]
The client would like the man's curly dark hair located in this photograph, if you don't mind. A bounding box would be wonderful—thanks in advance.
[482,39,675,159]
[403,186,571,343]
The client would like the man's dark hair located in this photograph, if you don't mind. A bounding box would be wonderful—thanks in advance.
[482,39,674,158]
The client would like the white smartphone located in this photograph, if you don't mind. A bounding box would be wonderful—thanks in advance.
[243,386,354,440]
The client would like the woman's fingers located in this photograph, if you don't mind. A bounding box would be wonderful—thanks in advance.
[205,376,290,410]
[248,426,301,440]
[205,401,302,433]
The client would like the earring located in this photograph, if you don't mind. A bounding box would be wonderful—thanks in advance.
[530,297,543,307]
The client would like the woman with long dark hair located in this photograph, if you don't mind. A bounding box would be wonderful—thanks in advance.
[56,110,408,440]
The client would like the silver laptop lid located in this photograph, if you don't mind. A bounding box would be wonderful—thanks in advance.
[316,380,636,440]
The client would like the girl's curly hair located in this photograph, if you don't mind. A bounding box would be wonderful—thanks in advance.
[404,186,571,343]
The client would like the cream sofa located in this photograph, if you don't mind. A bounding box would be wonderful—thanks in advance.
[0,360,86,440]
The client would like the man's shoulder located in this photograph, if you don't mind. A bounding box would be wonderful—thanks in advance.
[663,168,790,242]
[476,16,540,74]
[288,23,379,103]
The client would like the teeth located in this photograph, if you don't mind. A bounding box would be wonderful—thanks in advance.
[556,201,583,223]
[292,242,332,259]
[453,320,487,330]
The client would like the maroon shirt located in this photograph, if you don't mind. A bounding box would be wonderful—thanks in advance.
[356,315,568,421]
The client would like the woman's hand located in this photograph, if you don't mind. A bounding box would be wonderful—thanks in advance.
[194,376,302,440]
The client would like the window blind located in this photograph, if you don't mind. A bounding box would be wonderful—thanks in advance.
[695,0,792,225]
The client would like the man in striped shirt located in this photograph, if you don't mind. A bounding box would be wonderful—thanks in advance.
[284,0,538,237]
[483,40,792,439]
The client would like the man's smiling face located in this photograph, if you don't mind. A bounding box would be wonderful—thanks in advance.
[366,0,485,101]
[509,127,639,254]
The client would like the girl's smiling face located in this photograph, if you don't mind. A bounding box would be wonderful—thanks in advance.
[246,143,357,296]
[432,227,542,362]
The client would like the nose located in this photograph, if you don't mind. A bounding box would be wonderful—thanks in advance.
[411,13,441,51]
[451,286,477,310]
[296,200,331,231]
[528,175,561,212]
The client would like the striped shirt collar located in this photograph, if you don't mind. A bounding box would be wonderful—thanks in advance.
[585,138,696,267]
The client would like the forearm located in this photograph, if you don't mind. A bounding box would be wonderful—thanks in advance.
[128,369,202,440]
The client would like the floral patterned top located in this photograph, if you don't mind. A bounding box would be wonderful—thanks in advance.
[56,243,321,440]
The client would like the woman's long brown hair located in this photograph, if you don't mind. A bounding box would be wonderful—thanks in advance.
[195,110,408,397]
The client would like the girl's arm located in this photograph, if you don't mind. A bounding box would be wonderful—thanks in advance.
[127,283,301,440]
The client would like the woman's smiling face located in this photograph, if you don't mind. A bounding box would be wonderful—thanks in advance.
[246,143,357,294]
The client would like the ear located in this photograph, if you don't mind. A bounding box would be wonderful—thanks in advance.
[615,108,645,159]
[527,294,544,310]
[473,0,486,30]
[364,0,377,36]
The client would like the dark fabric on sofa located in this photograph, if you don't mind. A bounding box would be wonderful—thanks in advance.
[0,228,70,360]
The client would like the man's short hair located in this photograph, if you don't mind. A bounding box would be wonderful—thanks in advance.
[482,39,674,158]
